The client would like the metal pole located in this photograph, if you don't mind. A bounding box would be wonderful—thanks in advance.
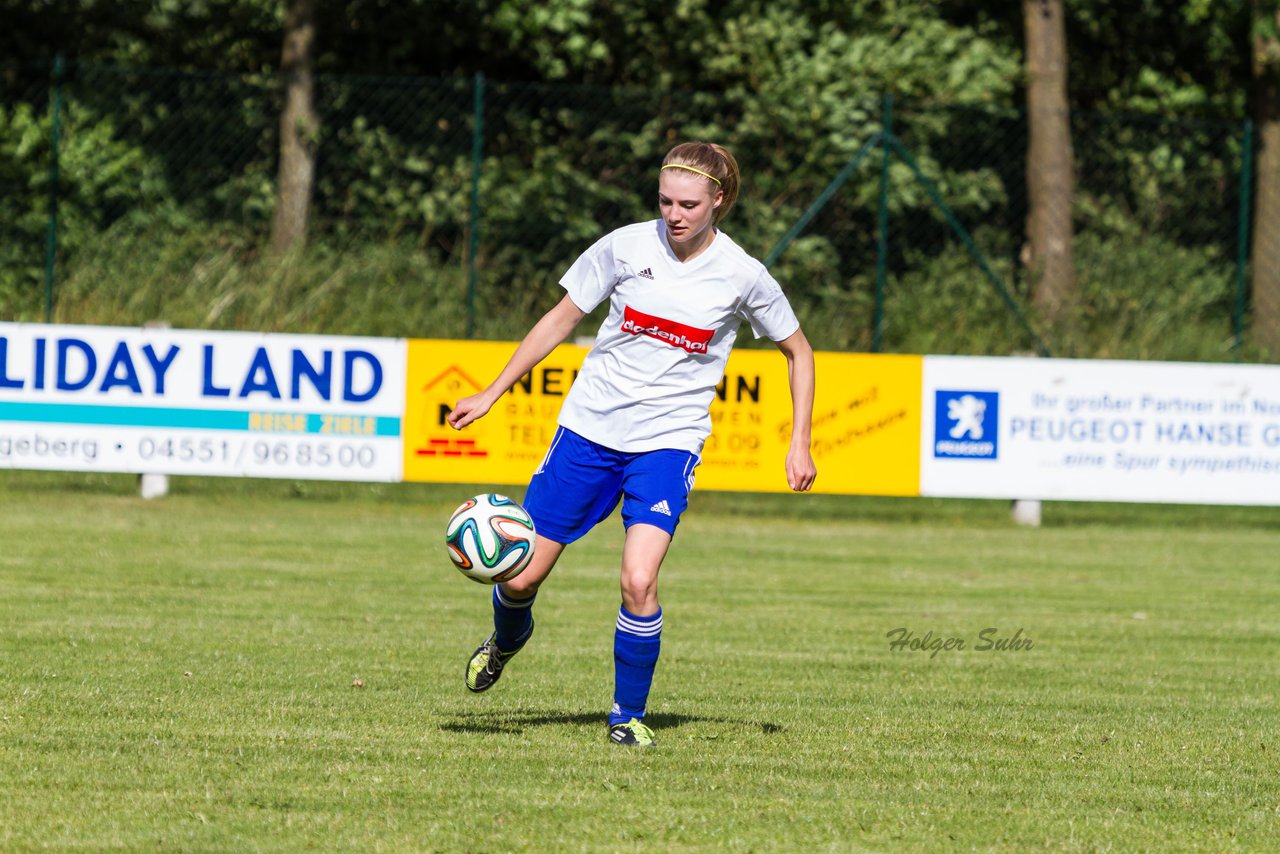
[873,94,893,353]
[763,133,882,269]
[43,53,65,323]
[466,71,485,339]
[1234,117,1254,357]
[890,136,1052,357]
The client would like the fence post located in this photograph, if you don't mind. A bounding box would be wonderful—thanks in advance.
[139,320,173,500]
[763,133,882,268]
[1235,117,1254,357]
[43,53,65,323]
[873,93,893,353]
[890,137,1052,357]
[466,71,485,339]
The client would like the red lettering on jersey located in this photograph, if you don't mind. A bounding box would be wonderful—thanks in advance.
[620,306,714,354]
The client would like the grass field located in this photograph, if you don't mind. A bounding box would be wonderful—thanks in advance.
[2,471,1278,852]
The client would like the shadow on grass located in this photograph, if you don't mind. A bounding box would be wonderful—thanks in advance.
[439,709,784,736]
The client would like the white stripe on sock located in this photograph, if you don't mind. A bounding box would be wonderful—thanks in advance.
[616,612,663,637]
[495,587,535,609]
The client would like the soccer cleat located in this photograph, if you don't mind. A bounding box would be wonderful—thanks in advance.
[465,632,523,693]
[608,718,656,748]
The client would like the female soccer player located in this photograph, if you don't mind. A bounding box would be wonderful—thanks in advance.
[447,141,816,747]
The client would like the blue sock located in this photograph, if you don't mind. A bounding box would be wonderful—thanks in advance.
[492,586,536,653]
[610,605,662,726]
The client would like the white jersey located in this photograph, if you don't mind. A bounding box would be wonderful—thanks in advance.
[557,219,799,454]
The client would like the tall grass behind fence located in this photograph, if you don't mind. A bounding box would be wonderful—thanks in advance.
[1070,109,1249,358]
[882,102,1252,359]
[0,61,1269,362]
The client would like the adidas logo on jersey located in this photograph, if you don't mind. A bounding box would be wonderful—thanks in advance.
[649,499,672,516]
[637,267,655,279]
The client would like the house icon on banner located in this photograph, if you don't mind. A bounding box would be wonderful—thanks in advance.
[417,365,489,458]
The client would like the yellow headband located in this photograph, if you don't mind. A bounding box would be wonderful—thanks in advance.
[661,163,722,186]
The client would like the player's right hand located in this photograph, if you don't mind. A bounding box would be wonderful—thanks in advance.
[447,392,493,430]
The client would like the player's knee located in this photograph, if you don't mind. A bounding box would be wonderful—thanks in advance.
[502,573,542,598]
[619,575,658,613]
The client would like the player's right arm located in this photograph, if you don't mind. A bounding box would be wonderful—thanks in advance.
[448,294,587,430]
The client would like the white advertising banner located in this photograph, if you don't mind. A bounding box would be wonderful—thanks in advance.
[0,323,406,481]
[921,356,1280,505]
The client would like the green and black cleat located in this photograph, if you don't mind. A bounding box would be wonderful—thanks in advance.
[465,632,524,693]
[608,718,656,748]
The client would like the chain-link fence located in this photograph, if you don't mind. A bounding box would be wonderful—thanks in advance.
[1,60,1275,362]
[0,63,52,315]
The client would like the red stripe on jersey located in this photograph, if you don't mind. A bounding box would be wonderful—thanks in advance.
[620,305,714,354]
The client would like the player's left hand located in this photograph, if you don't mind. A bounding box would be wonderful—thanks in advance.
[785,448,816,492]
[448,391,495,430]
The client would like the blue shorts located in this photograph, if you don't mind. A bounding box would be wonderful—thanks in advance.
[522,427,700,545]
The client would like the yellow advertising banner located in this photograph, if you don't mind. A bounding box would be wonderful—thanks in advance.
[696,349,922,496]
[403,339,921,496]
[403,340,583,486]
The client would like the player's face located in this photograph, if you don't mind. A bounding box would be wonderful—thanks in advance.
[658,170,722,249]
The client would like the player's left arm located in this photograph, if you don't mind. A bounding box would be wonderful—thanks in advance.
[774,327,817,492]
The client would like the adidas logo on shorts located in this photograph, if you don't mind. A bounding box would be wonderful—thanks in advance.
[638,267,655,279]
[649,499,672,516]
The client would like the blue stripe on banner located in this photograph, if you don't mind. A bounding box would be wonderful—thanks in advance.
[0,400,401,437]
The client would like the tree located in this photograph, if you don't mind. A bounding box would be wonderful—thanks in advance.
[269,0,319,252]
[1023,0,1075,321]
[1251,0,1280,354]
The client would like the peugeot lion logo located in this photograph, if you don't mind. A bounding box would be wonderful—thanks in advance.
[934,390,999,459]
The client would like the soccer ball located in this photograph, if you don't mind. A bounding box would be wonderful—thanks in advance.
[445,494,537,584]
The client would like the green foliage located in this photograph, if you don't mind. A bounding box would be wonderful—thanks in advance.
[1258,1,1280,52]
[3,0,1257,124]
[1065,231,1238,360]
[1073,110,1244,252]
[700,2,1021,271]
[0,101,49,308]
[32,206,1247,367]
[941,0,1251,118]
[0,5,1261,361]
[0,98,169,311]
[319,117,469,245]
[487,0,609,79]
[863,228,1240,361]
[1067,0,1250,117]
[47,222,472,339]
[877,236,1032,356]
